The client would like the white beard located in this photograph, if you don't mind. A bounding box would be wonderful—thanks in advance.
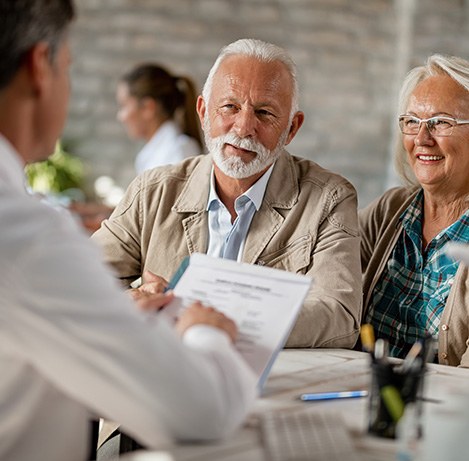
[204,119,288,179]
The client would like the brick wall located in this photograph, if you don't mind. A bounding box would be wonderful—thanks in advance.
[66,0,469,207]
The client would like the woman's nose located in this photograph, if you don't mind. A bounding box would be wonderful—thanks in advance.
[414,121,435,146]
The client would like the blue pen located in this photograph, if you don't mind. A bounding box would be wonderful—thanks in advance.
[299,390,368,401]
[164,256,190,292]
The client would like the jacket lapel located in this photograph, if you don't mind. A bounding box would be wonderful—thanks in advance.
[172,155,213,255]
[243,151,299,264]
[171,152,299,261]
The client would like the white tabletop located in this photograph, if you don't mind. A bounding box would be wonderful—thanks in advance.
[123,348,469,461]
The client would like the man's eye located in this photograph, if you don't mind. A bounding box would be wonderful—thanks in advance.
[257,109,274,117]
[220,104,237,113]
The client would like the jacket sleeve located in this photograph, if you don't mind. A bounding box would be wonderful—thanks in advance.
[359,186,417,273]
[358,197,380,273]
[91,175,145,287]
[285,181,362,348]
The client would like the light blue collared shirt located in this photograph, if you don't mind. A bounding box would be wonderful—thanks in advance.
[206,164,275,261]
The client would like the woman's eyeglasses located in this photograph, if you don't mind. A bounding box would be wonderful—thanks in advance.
[398,115,469,137]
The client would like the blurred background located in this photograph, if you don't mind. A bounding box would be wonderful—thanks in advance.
[59,0,469,208]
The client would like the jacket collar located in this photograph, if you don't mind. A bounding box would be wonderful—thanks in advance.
[172,154,213,213]
[172,150,300,263]
[262,149,299,210]
[172,150,299,213]
[243,151,299,263]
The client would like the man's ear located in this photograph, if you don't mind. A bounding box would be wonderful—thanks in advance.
[285,111,305,146]
[24,42,52,95]
[196,95,206,126]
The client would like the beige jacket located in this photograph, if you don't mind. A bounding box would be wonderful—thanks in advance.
[360,186,469,367]
[92,151,362,348]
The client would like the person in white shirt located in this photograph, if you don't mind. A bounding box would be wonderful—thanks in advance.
[116,63,203,174]
[0,2,257,461]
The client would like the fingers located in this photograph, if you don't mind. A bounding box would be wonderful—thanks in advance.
[138,271,168,295]
[134,291,175,312]
[190,301,216,312]
[176,303,237,342]
[142,270,168,286]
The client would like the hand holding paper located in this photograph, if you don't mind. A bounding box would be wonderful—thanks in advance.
[176,302,238,342]
[163,253,312,389]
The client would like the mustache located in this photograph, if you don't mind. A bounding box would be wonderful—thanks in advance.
[216,132,269,156]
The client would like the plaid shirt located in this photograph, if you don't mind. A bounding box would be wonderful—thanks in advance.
[366,190,469,359]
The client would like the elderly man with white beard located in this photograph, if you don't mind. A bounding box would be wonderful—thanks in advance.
[92,38,362,350]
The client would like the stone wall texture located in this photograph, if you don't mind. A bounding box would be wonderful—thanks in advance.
[66,0,469,207]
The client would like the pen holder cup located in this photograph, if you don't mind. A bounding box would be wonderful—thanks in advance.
[368,360,425,439]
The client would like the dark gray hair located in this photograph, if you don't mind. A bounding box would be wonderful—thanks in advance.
[395,54,469,185]
[0,0,75,90]
[202,39,299,122]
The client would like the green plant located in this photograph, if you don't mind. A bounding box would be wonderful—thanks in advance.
[25,141,84,194]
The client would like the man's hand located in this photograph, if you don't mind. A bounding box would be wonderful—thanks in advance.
[128,270,169,305]
[176,302,237,343]
[139,270,168,294]
[131,290,175,312]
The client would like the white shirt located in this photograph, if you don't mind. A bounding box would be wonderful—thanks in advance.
[206,164,274,262]
[135,120,201,174]
[0,135,257,461]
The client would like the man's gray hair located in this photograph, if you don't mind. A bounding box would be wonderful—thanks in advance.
[395,54,469,186]
[202,38,299,121]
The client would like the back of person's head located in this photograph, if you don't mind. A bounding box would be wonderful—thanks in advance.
[0,0,75,91]
[202,38,299,122]
[120,63,202,147]
[395,54,469,185]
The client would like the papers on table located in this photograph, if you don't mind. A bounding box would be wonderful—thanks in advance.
[163,253,312,389]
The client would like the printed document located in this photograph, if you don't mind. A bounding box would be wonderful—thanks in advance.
[163,253,312,389]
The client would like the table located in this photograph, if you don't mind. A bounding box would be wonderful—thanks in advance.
[124,349,469,461]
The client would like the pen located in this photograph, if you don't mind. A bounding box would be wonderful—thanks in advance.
[396,341,423,374]
[374,338,389,362]
[380,385,405,422]
[164,256,190,292]
[360,324,375,354]
[299,390,368,401]
[417,396,442,404]
[422,333,436,364]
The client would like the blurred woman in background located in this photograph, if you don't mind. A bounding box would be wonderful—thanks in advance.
[70,65,203,232]
[116,63,203,174]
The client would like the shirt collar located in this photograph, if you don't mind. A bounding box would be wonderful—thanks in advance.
[147,120,179,145]
[400,188,469,251]
[0,134,29,194]
[206,162,275,211]
[400,189,423,233]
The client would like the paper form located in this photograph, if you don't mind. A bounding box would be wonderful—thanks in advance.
[163,253,312,389]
